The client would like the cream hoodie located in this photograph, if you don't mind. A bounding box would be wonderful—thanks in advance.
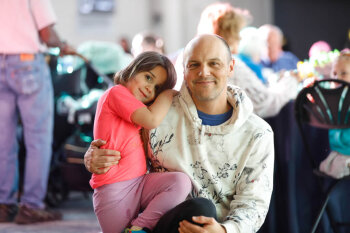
[148,84,274,233]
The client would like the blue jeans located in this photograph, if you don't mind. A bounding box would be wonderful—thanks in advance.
[0,53,53,209]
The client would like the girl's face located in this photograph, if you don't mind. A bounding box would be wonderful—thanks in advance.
[125,65,167,104]
[332,58,350,82]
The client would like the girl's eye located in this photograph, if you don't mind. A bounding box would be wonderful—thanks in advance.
[145,74,152,81]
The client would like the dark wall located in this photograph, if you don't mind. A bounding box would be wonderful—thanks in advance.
[274,0,350,60]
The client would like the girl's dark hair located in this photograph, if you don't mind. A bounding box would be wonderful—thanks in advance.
[114,51,177,95]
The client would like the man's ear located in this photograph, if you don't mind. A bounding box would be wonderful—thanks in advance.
[229,58,235,74]
[232,58,235,66]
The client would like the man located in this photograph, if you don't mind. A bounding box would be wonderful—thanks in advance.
[180,2,299,118]
[259,24,299,72]
[131,31,165,57]
[85,34,274,233]
[0,0,74,224]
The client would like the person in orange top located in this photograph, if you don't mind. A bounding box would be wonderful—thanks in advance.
[92,51,191,233]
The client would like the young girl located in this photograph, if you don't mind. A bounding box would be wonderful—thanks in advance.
[91,51,192,233]
[319,49,350,178]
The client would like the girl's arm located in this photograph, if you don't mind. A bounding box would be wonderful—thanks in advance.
[131,89,178,129]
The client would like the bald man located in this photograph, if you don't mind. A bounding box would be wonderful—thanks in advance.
[84,34,274,233]
[259,24,299,72]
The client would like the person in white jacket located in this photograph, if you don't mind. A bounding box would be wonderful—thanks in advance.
[84,34,274,233]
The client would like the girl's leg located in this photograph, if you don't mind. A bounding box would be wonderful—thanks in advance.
[93,176,144,233]
[131,172,192,230]
[153,197,217,233]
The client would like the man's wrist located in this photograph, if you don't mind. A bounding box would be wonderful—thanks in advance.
[58,41,68,54]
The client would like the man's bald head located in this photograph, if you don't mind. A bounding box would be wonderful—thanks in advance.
[183,34,232,66]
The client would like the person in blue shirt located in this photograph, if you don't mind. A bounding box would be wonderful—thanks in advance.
[259,24,299,72]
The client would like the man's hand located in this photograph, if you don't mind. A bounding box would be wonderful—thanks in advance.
[178,216,226,233]
[59,42,76,56]
[39,25,76,56]
[84,139,121,174]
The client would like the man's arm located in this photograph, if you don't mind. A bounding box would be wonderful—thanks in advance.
[84,139,121,174]
[39,24,75,55]
[222,127,274,233]
[131,89,177,129]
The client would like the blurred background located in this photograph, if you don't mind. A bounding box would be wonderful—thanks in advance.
[52,0,349,60]
[2,1,350,232]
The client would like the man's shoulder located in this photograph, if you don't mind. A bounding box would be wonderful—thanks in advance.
[226,86,272,132]
[244,113,273,137]
[161,96,184,120]
[280,51,299,62]
[249,113,272,129]
[227,84,254,111]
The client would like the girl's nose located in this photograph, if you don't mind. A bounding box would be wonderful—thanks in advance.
[145,85,152,94]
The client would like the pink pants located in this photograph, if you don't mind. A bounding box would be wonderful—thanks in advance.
[93,172,192,233]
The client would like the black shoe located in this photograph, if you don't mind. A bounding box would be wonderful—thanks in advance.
[0,203,18,222]
[14,205,62,224]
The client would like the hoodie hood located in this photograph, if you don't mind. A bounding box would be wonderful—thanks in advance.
[177,82,254,138]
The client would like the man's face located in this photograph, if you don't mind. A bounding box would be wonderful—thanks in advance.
[267,30,282,62]
[183,35,234,103]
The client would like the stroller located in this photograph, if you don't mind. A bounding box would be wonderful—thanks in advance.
[45,52,114,206]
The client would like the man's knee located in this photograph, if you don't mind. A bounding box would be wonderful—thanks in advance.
[153,197,217,233]
[181,197,217,219]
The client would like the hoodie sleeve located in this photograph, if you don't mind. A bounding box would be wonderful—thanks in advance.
[230,58,298,118]
[222,125,274,233]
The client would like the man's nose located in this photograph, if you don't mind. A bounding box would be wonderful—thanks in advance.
[198,65,210,77]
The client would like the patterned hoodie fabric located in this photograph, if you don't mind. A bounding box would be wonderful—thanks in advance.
[148,83,274,233]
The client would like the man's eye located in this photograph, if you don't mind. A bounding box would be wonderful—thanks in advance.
[187,63,198,69]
